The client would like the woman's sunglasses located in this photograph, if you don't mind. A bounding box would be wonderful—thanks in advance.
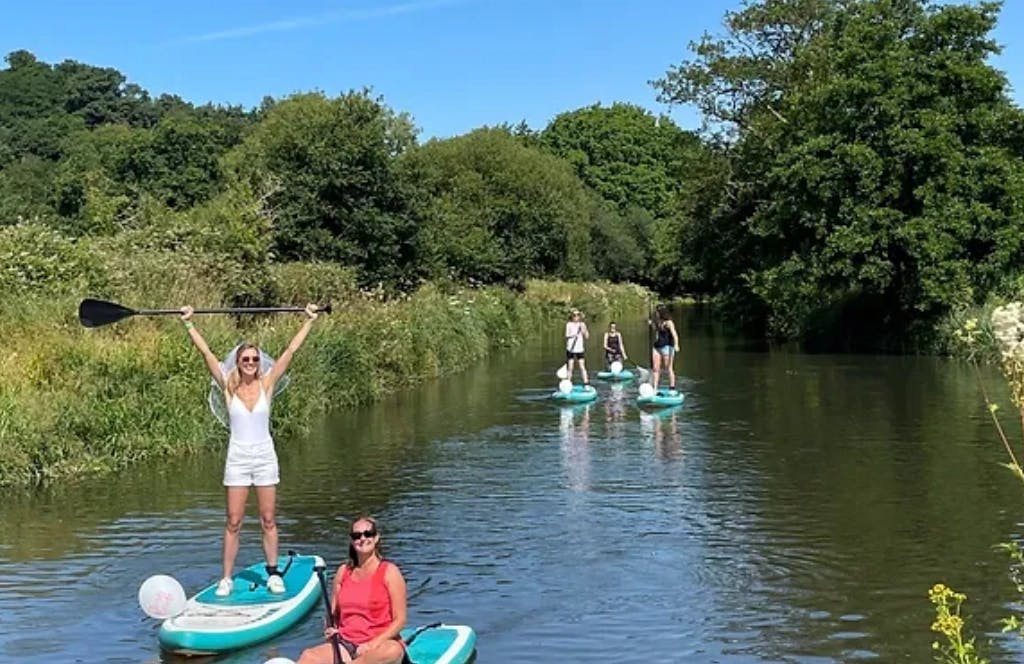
[350,529,377,541]
[239,357,260,364]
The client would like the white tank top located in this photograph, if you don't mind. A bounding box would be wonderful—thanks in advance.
[228,383,272,444]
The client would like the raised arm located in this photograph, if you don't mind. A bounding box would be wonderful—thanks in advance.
[181,306,225,390]
[265,304,318,391]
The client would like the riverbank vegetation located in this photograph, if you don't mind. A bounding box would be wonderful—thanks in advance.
[3,0,1024,486]
[0,49,667,486]
[0,278,647,487]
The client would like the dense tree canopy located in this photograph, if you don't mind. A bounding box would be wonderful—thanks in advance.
[654,0,1024,348]
[540,103,700,218]
[225,91,419,287]
[4,7,1024,353]
[399,127,595,284]
[0,54,665,291]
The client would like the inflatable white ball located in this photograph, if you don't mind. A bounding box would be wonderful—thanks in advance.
[138,574,186,619]
[610,361,623,374]
[638,383,655,398]
[558,379,573,394]
[264,658,297,664]
[556,365,569,380]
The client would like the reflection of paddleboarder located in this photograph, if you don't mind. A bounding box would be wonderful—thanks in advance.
[604,383,627,425]
[564,309,590,385]
[559,405,592,491]
[640,409,683,460]
[182,304,319,597]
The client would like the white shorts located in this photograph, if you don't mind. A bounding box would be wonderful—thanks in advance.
[223,439,280,487]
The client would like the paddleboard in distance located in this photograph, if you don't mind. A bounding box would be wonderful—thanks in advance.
[158,552,322,655]
[403,623,477,664]
[637,388,685,409]
[596,369,635,381]
[551,384,598,403]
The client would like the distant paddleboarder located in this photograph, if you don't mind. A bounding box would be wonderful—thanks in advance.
[182,303,319,597]
[565,308,590,385]
[602,321,627,370]
[650,306,680,392]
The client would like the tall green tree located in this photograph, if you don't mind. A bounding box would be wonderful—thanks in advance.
[225,90,419,288]
[541,103,700,218]
[399,127,594,283]
[655,0,1024,347]
[0,51,84,164]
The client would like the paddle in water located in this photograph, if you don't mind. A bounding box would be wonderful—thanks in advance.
[77,298,332,328]
[314,564,343,664]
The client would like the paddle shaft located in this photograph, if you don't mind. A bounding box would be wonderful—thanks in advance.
[137,306,311,316]
[314,565,343,664]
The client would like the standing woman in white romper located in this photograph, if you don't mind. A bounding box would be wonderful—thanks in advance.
[181,303,319,596]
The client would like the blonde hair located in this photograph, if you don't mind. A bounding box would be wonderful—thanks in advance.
[225,343,261,401]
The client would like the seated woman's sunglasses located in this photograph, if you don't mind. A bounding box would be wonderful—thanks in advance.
[350,529,377,541]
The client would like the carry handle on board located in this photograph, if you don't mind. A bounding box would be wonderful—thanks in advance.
[405,621,443,647]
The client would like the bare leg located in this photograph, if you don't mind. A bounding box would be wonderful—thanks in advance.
[298,642,353,664]
[255,484,278,568]
[223,487,249,579]
[353,640,405,664]
[667,353,676,390]
[651,349,661,391]
[567,358,576,383]
[579,359,589,385]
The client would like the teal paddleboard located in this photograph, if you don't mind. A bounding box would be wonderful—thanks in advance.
[158,553,322,655]
[403,624,477,664]
[597,369,635,381]
[637,388,685,409]
[551,384,598,403]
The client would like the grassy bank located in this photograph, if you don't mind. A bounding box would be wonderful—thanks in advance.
[0,278,648,487]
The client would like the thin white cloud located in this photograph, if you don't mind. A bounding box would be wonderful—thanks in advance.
[179,0,465,44]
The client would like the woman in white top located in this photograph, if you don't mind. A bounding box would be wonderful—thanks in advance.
[564,309,590,385]
[182,303,319,597]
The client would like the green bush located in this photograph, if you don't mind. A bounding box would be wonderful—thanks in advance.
[0,222,107,294]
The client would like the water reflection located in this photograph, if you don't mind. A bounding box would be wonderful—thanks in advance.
[640,406,684,460]
[5,308,1024,662]
[559,404,592,492]
[601,383,629,439]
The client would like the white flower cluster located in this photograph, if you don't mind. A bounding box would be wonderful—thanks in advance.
[992,302,1024,360]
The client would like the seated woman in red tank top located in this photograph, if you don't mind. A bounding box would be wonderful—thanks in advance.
[298,516,408,664]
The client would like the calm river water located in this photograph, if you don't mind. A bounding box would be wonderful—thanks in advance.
[1,307,1023,663]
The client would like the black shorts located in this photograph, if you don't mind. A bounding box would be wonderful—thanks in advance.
[565,351,585,360]
[337,637,359,660]
[336,637,411,664]
[605,351,623,363]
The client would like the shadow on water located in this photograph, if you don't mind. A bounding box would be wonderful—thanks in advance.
[2,306,1024,663]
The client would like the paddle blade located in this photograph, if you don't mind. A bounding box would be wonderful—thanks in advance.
[78,298,137,328]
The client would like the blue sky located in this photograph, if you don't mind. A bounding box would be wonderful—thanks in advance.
[2,0,1022,139]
